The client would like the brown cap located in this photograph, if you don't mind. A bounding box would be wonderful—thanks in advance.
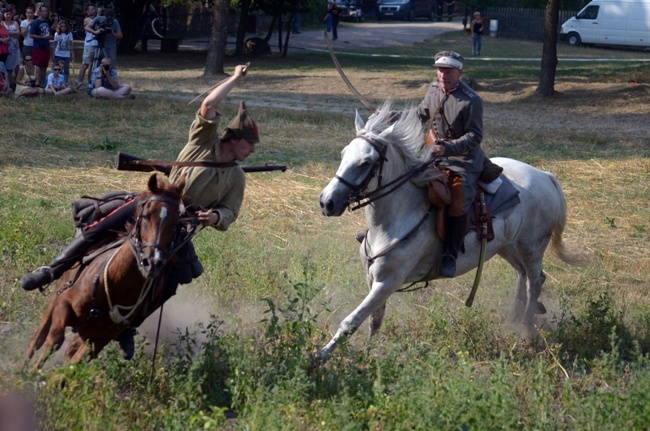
[222,101,260,144]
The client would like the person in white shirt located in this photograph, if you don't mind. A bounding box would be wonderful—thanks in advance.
[76,4,98,90]
[20,6,35,57]
[53,20,74,84]
[45,60,73,96]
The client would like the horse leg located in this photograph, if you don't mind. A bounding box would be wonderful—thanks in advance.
[30,301,75,371]
[22,292,59,370]
[64,334,85,362]
[317,276,400,363]
[369,303,386,339]
[497,246,529,320]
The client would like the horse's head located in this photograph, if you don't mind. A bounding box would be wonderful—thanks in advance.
[319,105,425,216]
[130,174,185,279]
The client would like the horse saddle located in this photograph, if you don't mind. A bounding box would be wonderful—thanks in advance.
[427,172,520,242]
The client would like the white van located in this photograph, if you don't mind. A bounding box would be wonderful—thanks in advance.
[559,0,650,48]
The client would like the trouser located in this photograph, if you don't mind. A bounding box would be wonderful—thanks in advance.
[49,199,137,277]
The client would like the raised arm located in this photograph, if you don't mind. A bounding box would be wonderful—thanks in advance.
[200,64,248,120]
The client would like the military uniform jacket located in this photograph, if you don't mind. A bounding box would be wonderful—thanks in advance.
[418,80,485,173]
[169,110,245,231]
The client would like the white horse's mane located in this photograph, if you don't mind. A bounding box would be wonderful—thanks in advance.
[357,101,434,172]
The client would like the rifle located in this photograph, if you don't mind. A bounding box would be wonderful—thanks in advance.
[116,152,287,176]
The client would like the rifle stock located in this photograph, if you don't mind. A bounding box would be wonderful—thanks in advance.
[116,152,286,176]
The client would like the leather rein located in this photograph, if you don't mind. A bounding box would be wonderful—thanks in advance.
[335,135,436,265]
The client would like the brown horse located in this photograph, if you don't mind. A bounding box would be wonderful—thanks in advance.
[23,174,185,371]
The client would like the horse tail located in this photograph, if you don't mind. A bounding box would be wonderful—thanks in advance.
[548,173,589,267]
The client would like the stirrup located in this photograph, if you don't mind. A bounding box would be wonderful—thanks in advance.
[439,254,456,278]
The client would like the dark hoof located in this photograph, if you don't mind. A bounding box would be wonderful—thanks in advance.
[117,328,136,360]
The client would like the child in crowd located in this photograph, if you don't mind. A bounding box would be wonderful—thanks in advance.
[53,19,74,83]
[45,60,73,96]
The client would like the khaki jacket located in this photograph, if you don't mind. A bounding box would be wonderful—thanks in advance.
[170,111,245,231]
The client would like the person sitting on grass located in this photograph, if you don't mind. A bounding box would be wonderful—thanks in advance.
[45,60,73,96]
[0,61,12,96]
[14,55,44,98]
[88,57,134,99]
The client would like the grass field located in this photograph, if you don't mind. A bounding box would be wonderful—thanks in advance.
[0,30,649,430]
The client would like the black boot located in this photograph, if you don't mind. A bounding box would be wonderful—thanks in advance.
[117,328,137,360]
[439,215,469,278]
[20,235,92,291]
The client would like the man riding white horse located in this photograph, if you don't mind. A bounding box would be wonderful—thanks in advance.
[418,50,499,278]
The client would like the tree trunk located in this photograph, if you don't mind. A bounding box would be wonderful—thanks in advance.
[281,13,295,58]
[205,0,230,76]
[536,0,561,96]
[235,0,252,58]
[277,12,283,52]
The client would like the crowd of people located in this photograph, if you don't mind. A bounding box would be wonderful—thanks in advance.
[0,1,134,100]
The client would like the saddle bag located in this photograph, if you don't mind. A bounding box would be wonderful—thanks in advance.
[425,165,451,209]
[71,191,137,233]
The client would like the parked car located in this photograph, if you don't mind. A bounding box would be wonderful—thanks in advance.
[376,0,434,21]
[341,0,364,22]
[559,0,650,48]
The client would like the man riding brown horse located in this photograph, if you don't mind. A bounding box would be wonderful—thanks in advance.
[21,64,260,359]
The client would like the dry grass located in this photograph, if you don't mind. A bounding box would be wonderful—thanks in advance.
[2,49,648,353]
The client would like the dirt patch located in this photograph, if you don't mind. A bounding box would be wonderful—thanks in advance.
[229,69,649,145]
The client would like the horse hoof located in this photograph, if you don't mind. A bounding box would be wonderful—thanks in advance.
[533,300,547,315]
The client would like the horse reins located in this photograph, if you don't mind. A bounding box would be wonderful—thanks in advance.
[336,136,436,211]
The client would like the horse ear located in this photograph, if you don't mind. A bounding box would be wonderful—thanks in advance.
[148,173,159,194]
[379,124,395,139]
[354,110,365,133]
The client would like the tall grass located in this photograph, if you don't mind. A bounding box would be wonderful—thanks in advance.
[1,36,648,430]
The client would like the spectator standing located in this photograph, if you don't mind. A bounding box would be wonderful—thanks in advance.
[53,20,74,83]
[89,57,133,99]
[0,15,9,64]
[2,8,19,82]
[14,54,43,98]
[20,6,34,57]
[471,11,483,56]
[324,1,342,41]
[444,0,456,21]
[77,4,98,90]
[86,8,122,67]
[29,5,58,87]
[45,60,72,96]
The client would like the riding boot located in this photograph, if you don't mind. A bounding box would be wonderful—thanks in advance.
[20,235,93,291]
[116,327,137,360]
[439,215,469,278]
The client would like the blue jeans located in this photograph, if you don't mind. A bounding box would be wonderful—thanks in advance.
[472,33,482,55]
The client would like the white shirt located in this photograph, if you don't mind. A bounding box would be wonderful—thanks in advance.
[54,33,73,58]
[20,20,33,47]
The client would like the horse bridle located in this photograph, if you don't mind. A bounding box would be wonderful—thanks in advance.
[129,195,182,274]
[335,136,434,211]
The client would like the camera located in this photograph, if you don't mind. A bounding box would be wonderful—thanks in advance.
[29,79,37,87]
[102,65,110,71]
[93,19,113,39]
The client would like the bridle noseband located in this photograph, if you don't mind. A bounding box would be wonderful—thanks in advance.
[129,195,182,273]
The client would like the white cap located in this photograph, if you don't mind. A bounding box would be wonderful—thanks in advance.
[434,51,464,70]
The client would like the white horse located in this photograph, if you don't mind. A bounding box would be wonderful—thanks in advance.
[317,103,585,362]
